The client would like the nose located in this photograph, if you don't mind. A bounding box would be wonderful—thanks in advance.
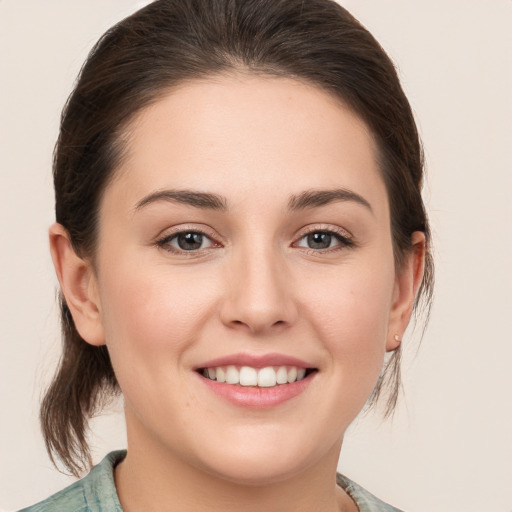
[219,243,299,335]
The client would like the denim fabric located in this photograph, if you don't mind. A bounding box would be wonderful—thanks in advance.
[18,451,124,512]
[19,451,404,511]
[336,474,404,512]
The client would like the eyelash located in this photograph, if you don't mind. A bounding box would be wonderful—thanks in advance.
[155,226,355,256]
[156,227,220,257]
[294,226,355,254]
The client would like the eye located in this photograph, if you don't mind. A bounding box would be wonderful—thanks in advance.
[295,229,353,251]
[157,231,215,253]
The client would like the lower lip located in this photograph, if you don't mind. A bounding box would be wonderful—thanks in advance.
[197,373,315,408]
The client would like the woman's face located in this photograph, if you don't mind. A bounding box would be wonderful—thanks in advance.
[88,75,412,483]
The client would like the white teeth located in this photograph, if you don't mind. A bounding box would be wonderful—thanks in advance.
[216,367,226,383]
[239,366,258,386]
[202,365,310,387]
[257,367,277,387]
[276,366,288,384]
[287,367,297,383]
[225,365,239,384]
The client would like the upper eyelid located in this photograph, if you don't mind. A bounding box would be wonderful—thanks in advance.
[295,224,353,240]
[297,232,349,245]
[156,224,220,243]
[156,224,350,237]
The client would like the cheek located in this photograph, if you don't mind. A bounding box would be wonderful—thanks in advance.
[302,262,395,373]
[96,263,221,425]
[308,264,393,332]
[98,262,218,361]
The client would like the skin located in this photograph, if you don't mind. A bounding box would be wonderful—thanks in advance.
[50,74,425,512]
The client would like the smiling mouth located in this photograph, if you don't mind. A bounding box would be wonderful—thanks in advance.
[197,365,317,388]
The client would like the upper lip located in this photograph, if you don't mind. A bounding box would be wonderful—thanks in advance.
[195,352,315,370]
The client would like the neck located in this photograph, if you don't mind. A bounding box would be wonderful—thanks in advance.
[115,425,355,512]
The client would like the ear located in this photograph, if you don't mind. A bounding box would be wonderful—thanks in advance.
[49,223,105,346]
[386,231,426,351]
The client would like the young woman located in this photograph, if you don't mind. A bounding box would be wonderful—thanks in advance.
[20,0,433,510]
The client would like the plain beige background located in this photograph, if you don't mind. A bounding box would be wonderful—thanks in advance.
[1,1,511,511]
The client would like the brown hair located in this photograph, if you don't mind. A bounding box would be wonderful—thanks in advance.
[42,0,434,476]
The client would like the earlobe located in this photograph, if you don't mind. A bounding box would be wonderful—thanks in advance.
[386,232,426,352]
[49,223,105,346]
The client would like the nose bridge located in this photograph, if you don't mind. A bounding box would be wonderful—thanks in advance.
[221,235,297,334]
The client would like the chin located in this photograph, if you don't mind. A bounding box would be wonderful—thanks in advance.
[191,430,332,487]
[201,457,309,487]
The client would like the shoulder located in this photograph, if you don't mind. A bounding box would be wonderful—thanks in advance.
[337,473,405,512]
[17,451,126,512]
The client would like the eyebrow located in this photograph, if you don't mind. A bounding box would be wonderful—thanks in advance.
[134,187,372,214]
[287,188,373,214]
[135,189,228,212]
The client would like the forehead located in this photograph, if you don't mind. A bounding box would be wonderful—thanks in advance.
[110,74,388,215]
